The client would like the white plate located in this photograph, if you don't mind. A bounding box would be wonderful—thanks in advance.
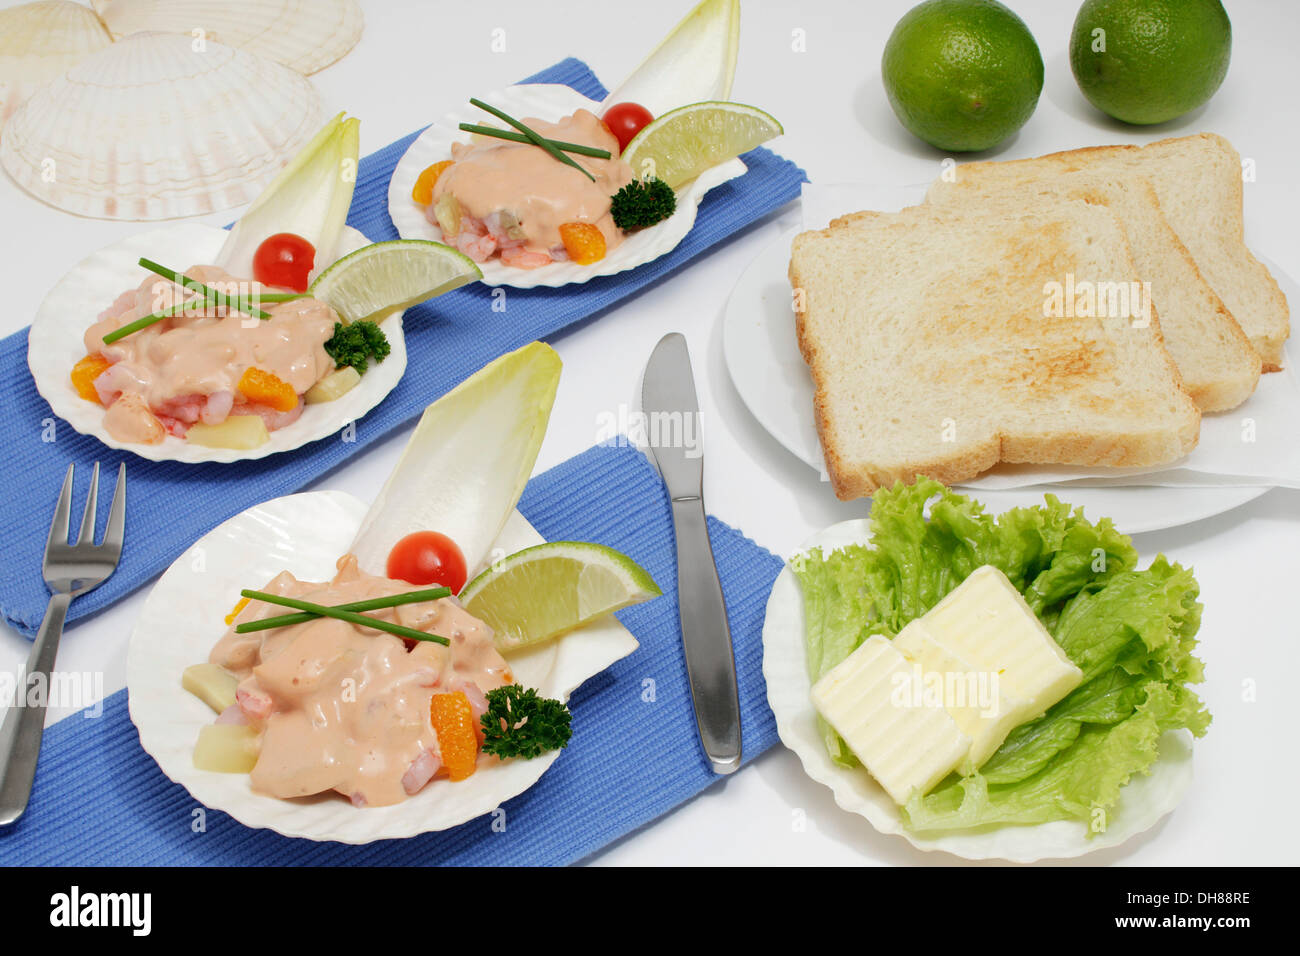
[387,83,746,288]
[28,224,407,464]
[761,518,1195,863]
[126,490,639,844]
[722,225,1270,533]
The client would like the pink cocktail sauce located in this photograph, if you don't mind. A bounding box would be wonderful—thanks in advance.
[434,109,635,255]
[85,265,338,444]
[210,555,512,807]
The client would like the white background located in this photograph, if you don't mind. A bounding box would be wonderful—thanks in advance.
[1,0,1297,866]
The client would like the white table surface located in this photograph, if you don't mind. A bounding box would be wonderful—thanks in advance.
[1,0,1297,866]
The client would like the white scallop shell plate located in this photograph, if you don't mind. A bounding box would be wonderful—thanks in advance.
[388,83,746,289]
[126,491,639,843]
[28,223,407,464]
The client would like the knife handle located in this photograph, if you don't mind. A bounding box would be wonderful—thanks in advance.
[670,495,742,774]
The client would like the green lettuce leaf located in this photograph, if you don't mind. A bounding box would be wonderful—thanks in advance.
[792,543,884,766]
[790,479,1210,832]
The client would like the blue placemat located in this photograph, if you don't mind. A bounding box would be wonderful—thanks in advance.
[0,56,806,637]
[0,442,784,865]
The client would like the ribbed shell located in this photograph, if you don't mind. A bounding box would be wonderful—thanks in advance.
[0,32,325,220]
[0,1,113,126]
[92,0,364,74]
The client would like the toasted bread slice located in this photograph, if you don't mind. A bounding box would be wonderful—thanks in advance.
[927,133,1290,370]
[925,172,1261,411]
[790,200,1200,499]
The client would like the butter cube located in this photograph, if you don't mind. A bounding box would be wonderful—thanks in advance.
[922,566,1083,722]
[809,566,1085,803]
[893,619,1031,773]
[811,635,970,805]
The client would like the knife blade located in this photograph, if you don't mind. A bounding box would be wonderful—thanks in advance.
[641,332,741,774]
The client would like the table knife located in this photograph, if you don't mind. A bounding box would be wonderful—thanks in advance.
[641,332,742,774]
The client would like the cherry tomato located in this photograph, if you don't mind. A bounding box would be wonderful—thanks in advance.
[252,232,316,292]
[386,531,468,593]
[602,102,654,153]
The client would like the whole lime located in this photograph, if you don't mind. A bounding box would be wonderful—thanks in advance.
[882,0,1044,153]
[1069,0,1231,125]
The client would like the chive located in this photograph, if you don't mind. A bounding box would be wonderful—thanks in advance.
[101,266,305,345]
[469,97,596,182]
[137,258,271,319]
[457,123,611,159]
[239,589,450,645]
[102,300,202,345]
[256,292,308,303]
[100,291,304,345]
[235,586,452,633]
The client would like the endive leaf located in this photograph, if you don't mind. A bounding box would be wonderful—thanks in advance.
[216,112,361,280]
[349,342,562,578]
[601,0,740,119]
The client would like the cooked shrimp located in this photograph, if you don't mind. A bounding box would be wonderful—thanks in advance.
[101,392,165,444]
[483,211,509,239]
[91,361,143,407]
[235,685,273,722]
[457,681,489,720]
[239,400,304,431]
[401,749,442,796]
[155,414,189,439]
[156,394,206,425]
[200,390,234,425]
[499,246,553,269]
[456,228,498,263]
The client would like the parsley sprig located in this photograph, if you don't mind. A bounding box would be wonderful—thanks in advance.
[480,684,572,759]
[324,320,390,373]
[610,177,677,231]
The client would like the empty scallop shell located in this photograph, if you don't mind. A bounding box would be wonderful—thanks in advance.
[0,1,113,127]
[0,32,325,220]
[91,0,364,74]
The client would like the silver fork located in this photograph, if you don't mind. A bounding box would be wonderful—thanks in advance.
[0,462,126,826]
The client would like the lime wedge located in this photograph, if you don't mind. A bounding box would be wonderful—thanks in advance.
[621,101,782,189]
[460,541,661,652]
[308,239,481,324]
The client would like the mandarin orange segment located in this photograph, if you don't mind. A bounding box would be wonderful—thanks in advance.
[71,354,112,403]
[412,161,453,205]
[430,691,479,781]
[224,596,250,626]
[237,367,298,412]
[559,222,606,265]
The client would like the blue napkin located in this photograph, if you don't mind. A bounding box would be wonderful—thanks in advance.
[0,57,806,636]
[0,443,785,865]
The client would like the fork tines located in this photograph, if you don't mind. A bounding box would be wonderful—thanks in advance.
[47,462,127,556]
